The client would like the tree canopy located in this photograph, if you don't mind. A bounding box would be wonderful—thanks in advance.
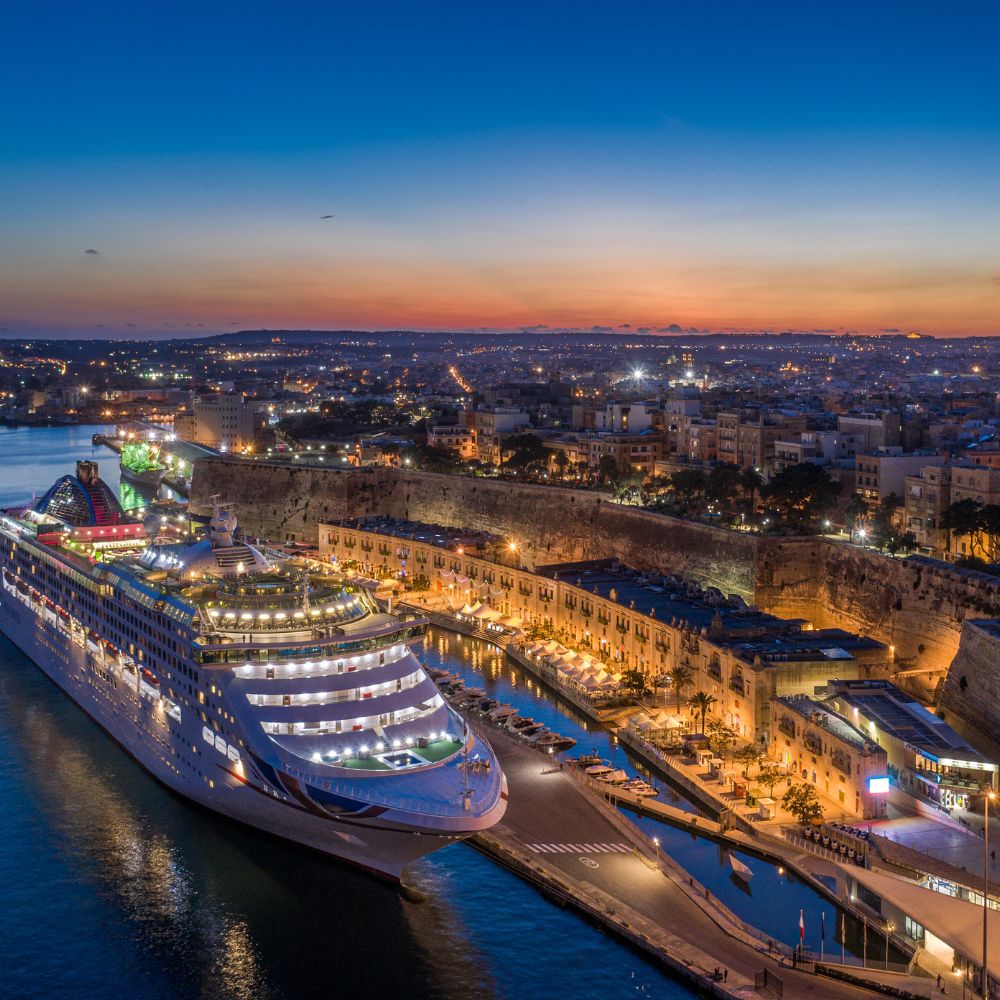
[762,462,840,525]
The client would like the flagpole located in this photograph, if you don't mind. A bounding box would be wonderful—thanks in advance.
[841,911,845,964]
[821,911,825,963]
[863,916,868,969]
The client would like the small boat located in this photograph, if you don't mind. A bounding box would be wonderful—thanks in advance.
[602,769,630,785]
[585,763,613,777]
[622,779,659,798]
[575,751,602,767]
[729,855,754,881]
[487,704,518,722]
[449,688,484,705]
[533,732,577,751]
[518,723,547,739]
[507,716,537,733]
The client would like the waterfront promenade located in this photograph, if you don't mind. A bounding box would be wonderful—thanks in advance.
[468,717,897,1000]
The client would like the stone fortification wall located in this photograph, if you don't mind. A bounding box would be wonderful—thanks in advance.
[937,621,1000,760]
[192,458,1000,686]
[190,458,762,599]
[755,548,1000,688]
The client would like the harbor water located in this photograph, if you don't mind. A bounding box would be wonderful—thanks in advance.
[0,425,697,1000]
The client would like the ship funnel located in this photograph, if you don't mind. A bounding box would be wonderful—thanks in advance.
[76,460,100,485]
[208,495,237,548]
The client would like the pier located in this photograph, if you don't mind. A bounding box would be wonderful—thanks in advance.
[461,712,895,999]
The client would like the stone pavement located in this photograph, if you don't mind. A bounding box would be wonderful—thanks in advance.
[477,720,900,1000]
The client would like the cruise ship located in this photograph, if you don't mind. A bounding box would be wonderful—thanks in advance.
[0,462,506,881]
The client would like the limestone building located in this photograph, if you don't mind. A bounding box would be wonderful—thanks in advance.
[319,519,890,743]
[770,695,889,818]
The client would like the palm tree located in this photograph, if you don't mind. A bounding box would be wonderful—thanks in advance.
[667,665,694,713]
[739,467,764,511]
[688,690,717,734]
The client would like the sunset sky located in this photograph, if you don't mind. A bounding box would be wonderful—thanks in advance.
[2,1,998,338]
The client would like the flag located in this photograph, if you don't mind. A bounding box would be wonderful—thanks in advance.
[799,909,805,941]
[821,912,826,942]
[840,912,845,943]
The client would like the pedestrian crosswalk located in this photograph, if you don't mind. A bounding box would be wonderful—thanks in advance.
[525,842,633,854]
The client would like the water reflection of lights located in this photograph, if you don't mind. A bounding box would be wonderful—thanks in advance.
[219,918,266,1000]
[7,675,271,998]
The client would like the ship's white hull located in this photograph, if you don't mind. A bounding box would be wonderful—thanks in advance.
[0,588,499,881]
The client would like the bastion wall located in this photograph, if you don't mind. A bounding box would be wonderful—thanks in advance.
[192,458,1000,697]
[937,621,1000,762]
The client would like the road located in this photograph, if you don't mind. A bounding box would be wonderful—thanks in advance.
[478,721,889,999]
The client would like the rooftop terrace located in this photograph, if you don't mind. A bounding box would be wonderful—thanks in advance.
[777,695,875,752]
[828,679,994,766]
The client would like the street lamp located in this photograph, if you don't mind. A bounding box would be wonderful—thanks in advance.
[653,836,660,866]
[984,789,996,999]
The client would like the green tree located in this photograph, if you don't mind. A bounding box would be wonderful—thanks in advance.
[762,463,841,526]
[688,690,717,734]
[667,665,694,713]
[739,467,765,510]
[620,668,648,698]
[706,465,743,505]
[552,450,569,476]
[503,433,547,470]
[706,720,738,759]
[734,743,765,778]
[782,782,825,825]
[671,468,707,507]
[844,494,869,534]
[941,497,983,555]
[981,504,1000,563]
[756,762,785,798]
[598,454,621,484]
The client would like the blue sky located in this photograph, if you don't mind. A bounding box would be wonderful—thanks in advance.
[1,1,998,336]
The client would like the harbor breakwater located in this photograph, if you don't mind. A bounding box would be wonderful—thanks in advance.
[191,458,1000,697]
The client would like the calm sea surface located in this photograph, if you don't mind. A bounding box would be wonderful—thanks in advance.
[0,425,696,1000]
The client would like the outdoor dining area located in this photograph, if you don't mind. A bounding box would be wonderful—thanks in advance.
[452,599,524,634]
[621,708,688,740]
[520,639,625,697]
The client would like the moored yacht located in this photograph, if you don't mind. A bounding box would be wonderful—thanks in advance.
[0,462,506,881]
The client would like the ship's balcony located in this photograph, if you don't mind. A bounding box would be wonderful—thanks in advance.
[195,619,427,665]
[255,682,442,726]
[260,696,443,737]
[233,645,413,688]
[207,603,360,633]
[244,666,424,707]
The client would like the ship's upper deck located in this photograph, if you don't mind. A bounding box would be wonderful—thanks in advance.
[0,465,409,650]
